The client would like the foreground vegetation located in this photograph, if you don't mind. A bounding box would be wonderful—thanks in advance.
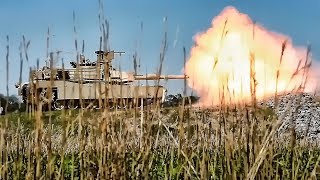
[1,1,318,179]
[0,101,319,179]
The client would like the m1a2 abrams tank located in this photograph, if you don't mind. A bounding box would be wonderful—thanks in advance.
[15,50,188,111]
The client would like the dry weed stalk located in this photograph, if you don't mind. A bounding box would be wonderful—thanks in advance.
[0,4,320,179]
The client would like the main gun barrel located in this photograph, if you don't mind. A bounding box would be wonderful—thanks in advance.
[133,74,188,80]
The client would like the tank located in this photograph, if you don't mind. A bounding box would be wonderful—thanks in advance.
[15,50,188,110]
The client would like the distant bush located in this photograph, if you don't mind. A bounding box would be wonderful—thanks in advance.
[162,94,199,107]
[0,93,25,114]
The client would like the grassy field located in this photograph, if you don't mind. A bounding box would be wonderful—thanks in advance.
[0,32,318,180]
[0,2,319,179]
[1,102,320,179]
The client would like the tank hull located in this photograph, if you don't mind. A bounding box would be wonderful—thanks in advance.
[23,80,167,110]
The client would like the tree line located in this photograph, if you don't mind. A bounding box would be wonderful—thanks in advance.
[0,93,200,115]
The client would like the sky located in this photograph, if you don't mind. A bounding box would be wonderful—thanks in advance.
[0,0,320,96]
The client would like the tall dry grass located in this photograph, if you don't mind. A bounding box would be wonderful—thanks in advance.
[0,4,320,180]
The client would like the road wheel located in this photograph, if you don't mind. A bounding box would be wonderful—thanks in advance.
[53,100,65,110]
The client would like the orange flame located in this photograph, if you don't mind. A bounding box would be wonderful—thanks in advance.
[185,6,319,106]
